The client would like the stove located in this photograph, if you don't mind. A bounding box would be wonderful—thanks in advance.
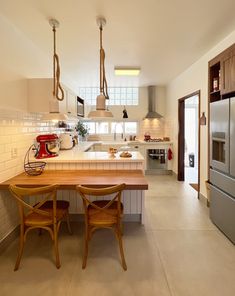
[144,137,170,142]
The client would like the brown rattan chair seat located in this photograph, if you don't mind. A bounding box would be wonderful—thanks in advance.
[88,200,123,225]
[25,208,65,226]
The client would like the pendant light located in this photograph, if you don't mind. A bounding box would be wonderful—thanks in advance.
[123,106,128,118]
[42,19,68,121]
[88,17,113,118]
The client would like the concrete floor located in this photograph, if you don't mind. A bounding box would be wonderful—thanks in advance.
[0,175,235,296]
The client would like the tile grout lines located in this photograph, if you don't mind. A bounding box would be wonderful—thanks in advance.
[148,229,175,296]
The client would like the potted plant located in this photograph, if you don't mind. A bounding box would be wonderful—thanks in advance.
[75,121,89,141]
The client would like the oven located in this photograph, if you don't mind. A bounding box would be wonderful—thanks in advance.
[147,149,167,170]
[210,99,229,173]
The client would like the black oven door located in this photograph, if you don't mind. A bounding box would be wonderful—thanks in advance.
[77,96,84,117]
[210,99,229,173]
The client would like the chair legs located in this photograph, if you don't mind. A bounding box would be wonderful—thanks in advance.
[14,227,25,271]
[66,212,73,235]
[14,225,61,271]
[115,226,127,271]
[53,226,61,269]
[82,224,127,271]
[82,225,89,269]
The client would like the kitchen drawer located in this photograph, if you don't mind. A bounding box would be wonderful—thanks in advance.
[210,169,235,197]
[210,185,235,243]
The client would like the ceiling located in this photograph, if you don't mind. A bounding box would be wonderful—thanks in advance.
[0,0,235,90]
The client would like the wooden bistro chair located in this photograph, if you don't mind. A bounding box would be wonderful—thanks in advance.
[76,183,127,270]
[9,184,70,271]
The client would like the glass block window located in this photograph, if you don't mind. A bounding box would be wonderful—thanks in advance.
[77,87,139,106]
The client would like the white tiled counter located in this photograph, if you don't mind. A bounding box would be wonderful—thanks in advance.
[77,140,174,172]
[43,146,144,171]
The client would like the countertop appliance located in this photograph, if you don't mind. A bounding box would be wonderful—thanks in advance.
[210,97,235,244]
[144,138,164,142]
[35,134,59,159]
[60,133,74,150]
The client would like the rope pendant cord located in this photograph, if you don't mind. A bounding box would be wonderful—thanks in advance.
[99,25,109,101]
[52,26,64,101]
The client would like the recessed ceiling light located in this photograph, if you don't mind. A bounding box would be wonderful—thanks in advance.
[114,67,140,76]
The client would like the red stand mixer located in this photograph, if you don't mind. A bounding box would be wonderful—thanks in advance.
[35,134,60,159]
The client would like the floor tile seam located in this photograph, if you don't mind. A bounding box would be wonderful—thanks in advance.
[149,229,217,232]
[64,261,80,296]
[62,240,82,296]
[149,229,175,296]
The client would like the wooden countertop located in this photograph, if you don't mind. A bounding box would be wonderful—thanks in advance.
[0,170,148,190]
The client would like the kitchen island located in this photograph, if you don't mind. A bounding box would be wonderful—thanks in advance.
[41,148,146,223]
[1,147,148,223]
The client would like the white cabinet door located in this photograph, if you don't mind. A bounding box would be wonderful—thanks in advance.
[28,78,70,114]
[66,90,77,116]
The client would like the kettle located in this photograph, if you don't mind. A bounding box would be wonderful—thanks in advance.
[60,133,74,150]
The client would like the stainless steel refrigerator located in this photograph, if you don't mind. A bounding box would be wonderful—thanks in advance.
[210,97,235,244]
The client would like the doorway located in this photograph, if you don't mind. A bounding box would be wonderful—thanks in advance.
[178,91,200,196]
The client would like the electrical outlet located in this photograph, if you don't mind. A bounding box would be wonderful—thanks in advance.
[11,147,18,159]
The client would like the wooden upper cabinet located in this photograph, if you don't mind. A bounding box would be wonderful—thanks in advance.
[209,43,235,102]
[221,46,235,95]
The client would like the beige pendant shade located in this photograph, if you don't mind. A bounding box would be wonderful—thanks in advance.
[88,17,113,119]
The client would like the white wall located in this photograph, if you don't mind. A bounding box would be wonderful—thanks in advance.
[0,13,50,111]
[166,29,235,197]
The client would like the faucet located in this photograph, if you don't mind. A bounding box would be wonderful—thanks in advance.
[113,123,124,141]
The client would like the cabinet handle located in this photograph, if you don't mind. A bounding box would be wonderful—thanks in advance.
[135,146,139,149]
[67,111,71,114]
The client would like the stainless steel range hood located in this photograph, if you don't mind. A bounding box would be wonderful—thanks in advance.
[144,86,163,119]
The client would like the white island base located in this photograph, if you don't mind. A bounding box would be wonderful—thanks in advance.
[39,150,147,224]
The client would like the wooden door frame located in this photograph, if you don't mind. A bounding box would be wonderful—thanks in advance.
[178,90,201,198]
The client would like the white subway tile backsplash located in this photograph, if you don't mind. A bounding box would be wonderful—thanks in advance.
[0,108,62,243]
[5,159,20,170]
[0,135,12,144]
[0,152,11,163]
[0,145,4,154]
[0,162,5,171]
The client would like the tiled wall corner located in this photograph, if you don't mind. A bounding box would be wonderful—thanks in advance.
[0,108,65,243]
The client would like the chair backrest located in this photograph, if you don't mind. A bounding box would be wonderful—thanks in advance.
[76,183,126,219]
[9,184,58,224]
